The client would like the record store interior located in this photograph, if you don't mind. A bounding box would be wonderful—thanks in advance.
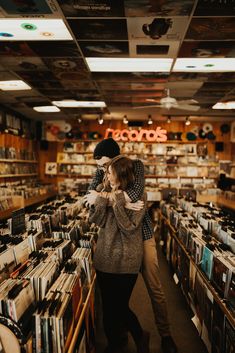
[0,1,235,353]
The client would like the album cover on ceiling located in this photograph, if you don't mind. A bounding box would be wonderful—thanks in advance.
[57,0,125,17]
[15,70,57,82]
[0,57,47,72]
[194,0,235,17]
[129,40,179,57]
[79,41,129,57]
[179,41,235,58]
[0,42,36,57]
[92,71,169,82]
[68,19,128,40]
[99,82,132,90]
[42,57,88,74]
[130,82,165,90]
[169,72,208,82]
[124,0,194,17]
[0,0,53,15]
[61,80,96,90]
[186,18,235,40]
[28,41,80,57]
[127,17,188,41]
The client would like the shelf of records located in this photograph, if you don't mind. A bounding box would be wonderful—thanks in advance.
[158,198,235,352]
[0,195,97,353]
[0,162,38,178]
[0,146,37,163]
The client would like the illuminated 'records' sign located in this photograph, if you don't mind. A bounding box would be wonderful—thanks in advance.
[104,127,167,142]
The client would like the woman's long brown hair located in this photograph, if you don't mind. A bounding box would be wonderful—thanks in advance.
[109,156,135,191]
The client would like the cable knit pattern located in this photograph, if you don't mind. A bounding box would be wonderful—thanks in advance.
[89,192,146,274]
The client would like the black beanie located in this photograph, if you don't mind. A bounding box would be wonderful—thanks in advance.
[93,138,120,159]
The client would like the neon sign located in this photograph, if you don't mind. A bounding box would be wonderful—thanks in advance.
[104,127,167,142]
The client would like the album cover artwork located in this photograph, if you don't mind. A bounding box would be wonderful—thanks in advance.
[194,0,235,16]
[28,42,80,57]
[127,17,188,41]
[211,301,224,353]
[79,41,129,57]
[129,40,179,57]
[124,0,194,17]
[92,71,169,82]
[68,19,128,40]
[43,57,88,75]
[57,0,125,17]
[0,57,47,72]
[61,80,96,90]
[224,318,235,353]
[15,70,57,82]
[186,18,235,40]
[0,0,53,15]
[179,41,235,58]
[0,42,36,57]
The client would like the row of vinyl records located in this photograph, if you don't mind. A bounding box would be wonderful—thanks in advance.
[62,141,200,156]
[0,147,36,161]
[0,163,37,175]
[0,181,56,199]
[159,200,235,353]
[0,195,97,353]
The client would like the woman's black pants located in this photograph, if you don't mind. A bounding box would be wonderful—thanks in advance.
[96,270,143,347]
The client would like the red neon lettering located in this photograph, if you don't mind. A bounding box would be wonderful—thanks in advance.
[104,128,114,139]
[129,130,139,141]
[113,129,121,141]
[120,129,129,141]
[104,128,167,142]
[155,127,167,142]
[146,130,157,142]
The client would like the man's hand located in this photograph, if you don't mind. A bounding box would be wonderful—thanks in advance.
[83,190,98,207]
[125,200,144,211]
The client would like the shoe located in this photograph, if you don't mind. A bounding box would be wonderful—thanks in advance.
[136,330,150,353]
[161,336,178,353]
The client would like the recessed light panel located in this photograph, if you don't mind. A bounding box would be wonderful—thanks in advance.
[52,100,106,108]
[173,58,235,72]
[213,101,235,109]
[0,19,73,40]
[86,58,173,72]
[0,80,31,90]
[33,106,60,112]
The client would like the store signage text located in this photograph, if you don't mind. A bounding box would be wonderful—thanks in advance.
[104,127,167,142]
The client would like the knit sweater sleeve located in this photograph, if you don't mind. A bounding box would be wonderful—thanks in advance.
[89,196,108,228]
[113,192,146,234]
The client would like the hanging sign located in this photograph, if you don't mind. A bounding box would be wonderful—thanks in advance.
[104,127,167,142]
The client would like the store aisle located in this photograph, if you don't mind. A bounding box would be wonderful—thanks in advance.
[95,244,208,353]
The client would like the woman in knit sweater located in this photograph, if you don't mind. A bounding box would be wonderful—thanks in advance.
[89,155,149,353]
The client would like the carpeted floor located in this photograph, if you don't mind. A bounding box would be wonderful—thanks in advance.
[95,244,208,353]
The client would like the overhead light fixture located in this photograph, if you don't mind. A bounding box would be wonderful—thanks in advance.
[173,58,235,72]
[185,117,191,126]
[98,115,104,125]
[33,106,60,112]
[86,58,173,72]
[52,100,106,108]
[0,80,31,91]
[167,116,171,124]
[213,101,235,109]
[148,115,153,125]
[123,115,128,124]
[0,19,73,41]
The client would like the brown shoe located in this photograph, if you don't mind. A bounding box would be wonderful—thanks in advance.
[136,330,150,353]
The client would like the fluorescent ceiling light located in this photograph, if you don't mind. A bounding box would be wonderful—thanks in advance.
[86,58,173,72]
[173,58,235,72]
[52,100,106,108]
[33,106,60,112]
[213,101,235,109]
[0,80,31,91]
[0,19,72,41]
